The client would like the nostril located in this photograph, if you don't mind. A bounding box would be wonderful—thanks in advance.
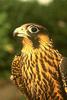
[21,28,23,30]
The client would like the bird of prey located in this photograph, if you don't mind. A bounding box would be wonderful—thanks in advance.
[10,23,67,100]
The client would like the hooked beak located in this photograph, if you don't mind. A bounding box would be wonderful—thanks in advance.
[13,26,30,38]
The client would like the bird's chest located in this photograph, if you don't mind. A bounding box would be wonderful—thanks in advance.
[11,51,64,100]
[21,52,60,99]
[22,55,47,99]
[20,51,64,100]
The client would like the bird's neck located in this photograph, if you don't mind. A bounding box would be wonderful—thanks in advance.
[21,37,62,62]
[21,35,52,54]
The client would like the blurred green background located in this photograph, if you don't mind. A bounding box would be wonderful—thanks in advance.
[0,0,67,100]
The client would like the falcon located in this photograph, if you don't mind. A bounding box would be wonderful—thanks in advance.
[10,23,67,100]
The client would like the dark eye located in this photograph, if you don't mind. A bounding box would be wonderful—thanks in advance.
[28,26,39,33]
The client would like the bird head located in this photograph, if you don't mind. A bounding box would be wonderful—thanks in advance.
[13,23,52,48]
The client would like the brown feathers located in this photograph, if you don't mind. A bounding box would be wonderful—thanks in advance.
[11,23,67,100]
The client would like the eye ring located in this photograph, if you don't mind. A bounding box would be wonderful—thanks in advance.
[28,25,39,33]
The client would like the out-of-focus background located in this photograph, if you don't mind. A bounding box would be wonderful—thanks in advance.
[0,0,67,100]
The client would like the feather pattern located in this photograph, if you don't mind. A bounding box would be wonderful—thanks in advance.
[11,23,67,100]
[11,41,66,100]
